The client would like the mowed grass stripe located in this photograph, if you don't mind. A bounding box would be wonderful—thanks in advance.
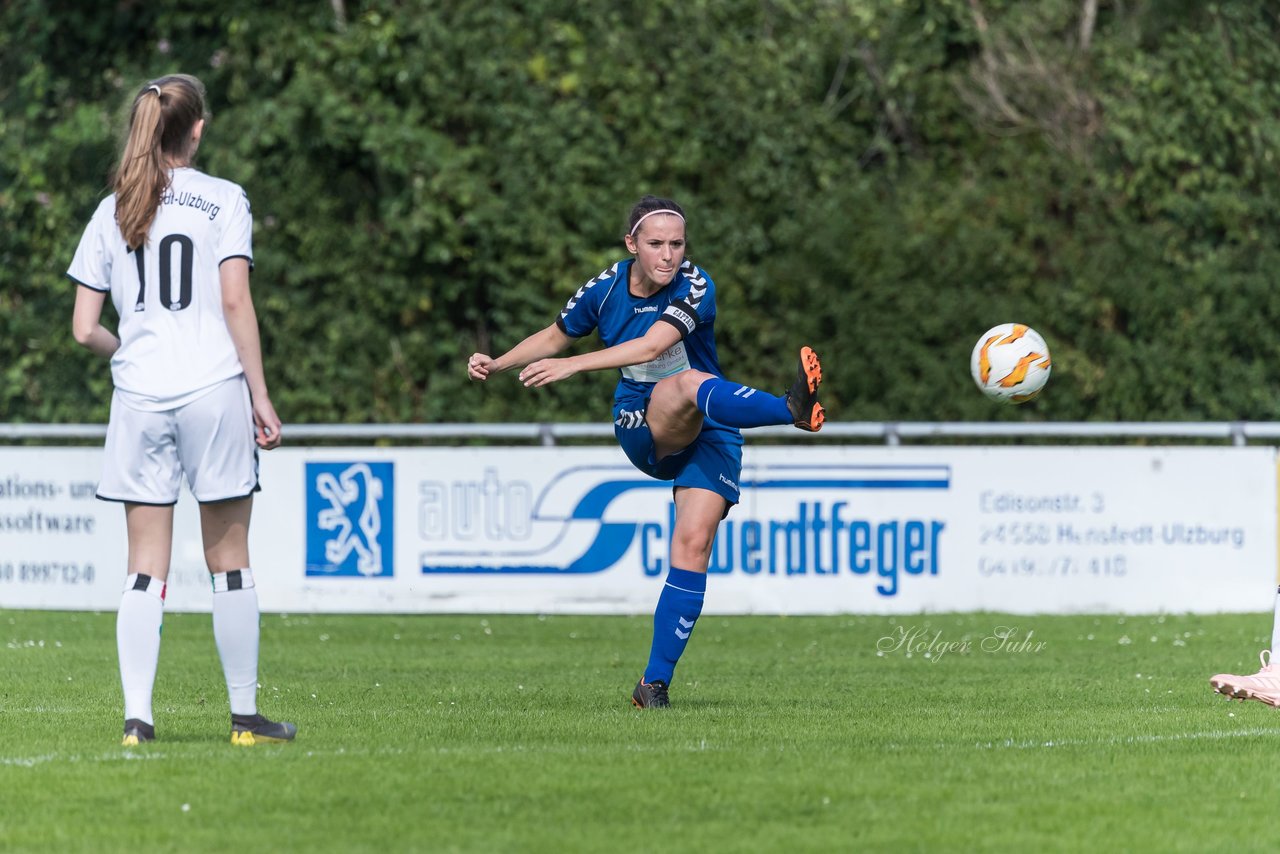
[3,610,1280,852]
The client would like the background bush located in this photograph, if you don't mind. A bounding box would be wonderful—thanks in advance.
[4,0,1279,425]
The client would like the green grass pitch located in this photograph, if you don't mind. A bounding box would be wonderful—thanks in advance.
[3,608,1280,852]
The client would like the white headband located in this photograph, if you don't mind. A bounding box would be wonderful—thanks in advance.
[629,209,685,237]
[147,84,162,97]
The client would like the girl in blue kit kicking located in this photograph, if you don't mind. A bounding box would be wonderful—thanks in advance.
[467,195,824,708]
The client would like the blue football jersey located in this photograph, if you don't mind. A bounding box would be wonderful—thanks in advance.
[556,258,724,406]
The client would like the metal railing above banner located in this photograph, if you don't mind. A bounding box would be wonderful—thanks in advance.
[2,421,1278,446]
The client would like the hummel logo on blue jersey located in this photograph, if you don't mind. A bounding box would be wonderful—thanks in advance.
[634,305,659,314]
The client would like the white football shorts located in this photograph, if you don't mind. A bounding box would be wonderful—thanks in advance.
[97,375,261,505]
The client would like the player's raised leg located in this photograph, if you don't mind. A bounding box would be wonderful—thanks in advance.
[202,497,297,745]
[643,347,824,449]
[644,370,716,459]
[118,503,173,745]
[692,346,824,432]
[633,487,724,709]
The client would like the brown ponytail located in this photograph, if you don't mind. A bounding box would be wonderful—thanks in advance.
[112,74,208,250]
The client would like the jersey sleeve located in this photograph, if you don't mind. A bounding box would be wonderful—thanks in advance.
[216,188,254,270]
[66,200,116,292]
[555,264,618,338]
[658,261,715,338]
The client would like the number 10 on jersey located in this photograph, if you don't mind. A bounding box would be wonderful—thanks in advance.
[132,234,194,312]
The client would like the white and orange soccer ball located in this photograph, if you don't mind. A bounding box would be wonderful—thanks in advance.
[970,323,1052,404]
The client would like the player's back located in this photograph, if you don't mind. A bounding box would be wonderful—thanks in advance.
[70,168,254,408]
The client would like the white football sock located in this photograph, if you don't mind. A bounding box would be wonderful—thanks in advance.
[117,574,166,725]
[212,569,260,716]
[1270,586,1280,654]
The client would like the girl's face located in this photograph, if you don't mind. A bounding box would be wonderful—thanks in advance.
[625,214,685,290]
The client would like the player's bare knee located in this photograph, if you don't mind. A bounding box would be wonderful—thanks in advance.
[677,369,714,400]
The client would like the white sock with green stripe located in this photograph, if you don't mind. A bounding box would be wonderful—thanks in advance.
[212,569,259,716]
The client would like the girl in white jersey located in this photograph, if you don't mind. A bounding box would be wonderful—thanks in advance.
[68,74,295,746]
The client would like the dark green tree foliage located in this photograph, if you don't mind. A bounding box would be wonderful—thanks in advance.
[3,1,1279,425]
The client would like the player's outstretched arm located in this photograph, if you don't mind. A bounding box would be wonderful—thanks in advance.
[519,320,681,388]
[468,323,573,382]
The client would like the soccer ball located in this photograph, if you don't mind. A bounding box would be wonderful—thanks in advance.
[970,323,1052,404]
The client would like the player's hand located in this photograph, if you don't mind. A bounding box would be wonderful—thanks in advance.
[468,353,495,381]
[253,396,283,450]
[519,358,577,388]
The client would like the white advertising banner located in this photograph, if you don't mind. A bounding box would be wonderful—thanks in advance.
[0,445,1274,615]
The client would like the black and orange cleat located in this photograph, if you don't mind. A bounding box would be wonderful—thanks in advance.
[631,679,670,709]
[786,346,825,432]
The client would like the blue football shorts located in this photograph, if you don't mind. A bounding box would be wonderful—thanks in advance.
[613,394,744,508]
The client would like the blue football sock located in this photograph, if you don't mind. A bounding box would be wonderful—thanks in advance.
[643,567,707,685]
[696,377,791,428]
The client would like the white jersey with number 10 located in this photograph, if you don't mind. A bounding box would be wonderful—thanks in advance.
[67,167,254,411]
